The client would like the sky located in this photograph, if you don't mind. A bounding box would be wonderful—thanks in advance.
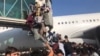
[52,0,100,16]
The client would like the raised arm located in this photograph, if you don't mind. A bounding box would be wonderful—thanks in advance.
[44,42,54,56]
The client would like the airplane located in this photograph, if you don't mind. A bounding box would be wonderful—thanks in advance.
[52,12,100,44]
[0,12,100,52]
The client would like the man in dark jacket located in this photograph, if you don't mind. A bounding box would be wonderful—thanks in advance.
[63,35,72,56]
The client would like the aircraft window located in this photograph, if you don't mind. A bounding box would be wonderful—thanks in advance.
[83,20,85,22]
[97,19,99,21]
[72,21,74,23]
[62,22,64,24]
[58,22,60,25]
[86,20,88,22]
[90,20,92,22]
[65,22,67,24]
[76,21,78,23]
[93,19,95,22]
[69,22,71,24]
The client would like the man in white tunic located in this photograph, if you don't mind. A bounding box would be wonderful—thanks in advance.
[58,40,66,56]
[36,0,45,7]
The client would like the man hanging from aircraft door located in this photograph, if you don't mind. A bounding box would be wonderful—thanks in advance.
[43,0,53,33]
[26,0,53,42]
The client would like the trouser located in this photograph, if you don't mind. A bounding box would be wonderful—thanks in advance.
[31,28,46,42]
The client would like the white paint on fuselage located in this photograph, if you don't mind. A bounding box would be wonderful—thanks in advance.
[53,13,100,39]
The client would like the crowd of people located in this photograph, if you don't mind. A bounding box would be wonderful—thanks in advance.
[3,33,100,56]
[1,0,100,56]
